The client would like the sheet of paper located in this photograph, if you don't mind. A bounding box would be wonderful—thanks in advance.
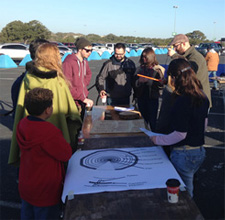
[114,106,135,111]
[61,146,185,203]
[140,128,165,137]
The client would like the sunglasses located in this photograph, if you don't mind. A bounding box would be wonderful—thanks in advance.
[83,48,93,53]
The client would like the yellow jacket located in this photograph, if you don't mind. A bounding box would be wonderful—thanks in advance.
[8,63,82,166]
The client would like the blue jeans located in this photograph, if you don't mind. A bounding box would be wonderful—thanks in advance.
[208,71,218,89]
[138,97,159,132]
[21,199,60,220]
[107,96,130,106]
[170,147,206,198]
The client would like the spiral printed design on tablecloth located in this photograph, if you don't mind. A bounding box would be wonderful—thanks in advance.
[80,149,138,170]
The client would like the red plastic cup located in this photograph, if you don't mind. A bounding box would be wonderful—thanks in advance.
[166,179,181,203]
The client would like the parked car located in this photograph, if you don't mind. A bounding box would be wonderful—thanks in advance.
[92,43,104,47]
[57,45,73,57]
[127,43,139,48]
[135,43,157,52]
[63,42,75,47]
[196,43,222,56]
[215,39,225,55]
[92,45,111,56]
[50,41,65,46]
[105,43,115,51]
[123,44,131,52]
[105,43,131,53]
[67,46,77,53]
[220,38,225,50]
[63,42,77,53]
[0,43,30,60]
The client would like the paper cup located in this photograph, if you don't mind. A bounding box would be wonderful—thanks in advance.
[86,103,92,112]
[166,179,180,203]
[101,96,106,104]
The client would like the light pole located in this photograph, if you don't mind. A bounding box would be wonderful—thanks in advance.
[213,21,216,41]
[134,31,136,43]
[172,6,178,36]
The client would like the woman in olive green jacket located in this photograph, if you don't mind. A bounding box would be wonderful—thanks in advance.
[8,43,82,166]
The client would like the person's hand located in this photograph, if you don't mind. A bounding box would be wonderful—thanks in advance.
[167,75,175,91]
[83,98,94,107]
[132,97,138,107]
[100,90,107,98]
[167,48,176,57]
[150,136,157,144]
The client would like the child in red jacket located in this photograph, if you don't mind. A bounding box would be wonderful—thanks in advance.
[16,88,72,220]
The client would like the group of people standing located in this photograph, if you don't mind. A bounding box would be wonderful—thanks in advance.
[7,33,217,219]
[95,43,165,132]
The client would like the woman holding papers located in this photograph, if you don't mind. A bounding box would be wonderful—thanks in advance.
[150,58,209,198]
[133,48,165,131]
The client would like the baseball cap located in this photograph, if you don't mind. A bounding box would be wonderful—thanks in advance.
[170,34,189,45]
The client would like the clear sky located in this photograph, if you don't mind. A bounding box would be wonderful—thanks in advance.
[0,0,225,40]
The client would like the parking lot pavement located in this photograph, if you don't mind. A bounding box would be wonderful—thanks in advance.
[0,55,224,219]
[193,88,225,219]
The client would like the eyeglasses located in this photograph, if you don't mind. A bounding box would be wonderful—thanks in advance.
[173,43,182,49]
[83,48,93,53]
[115,53,125,56]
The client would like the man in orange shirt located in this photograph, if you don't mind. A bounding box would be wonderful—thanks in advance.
[205,45,220,90]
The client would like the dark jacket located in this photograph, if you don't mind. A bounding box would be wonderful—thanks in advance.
[95,56,136,99]
[170,94,209,147]
[11,71,26,118]
[11,61,34,118]
[133,65,165,99]
[172,45,212,107]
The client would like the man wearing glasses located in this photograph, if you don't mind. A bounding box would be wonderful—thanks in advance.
[63,37,94,119]
[95,43,136,106]
[167,34,211,107]
[157,34,212,134]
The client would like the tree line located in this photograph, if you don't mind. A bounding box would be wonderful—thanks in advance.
[0,20,212,46]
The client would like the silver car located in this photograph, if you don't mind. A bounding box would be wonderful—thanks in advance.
[57,45,73,57]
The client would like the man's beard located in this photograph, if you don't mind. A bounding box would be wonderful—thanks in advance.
[115,57,124,62]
